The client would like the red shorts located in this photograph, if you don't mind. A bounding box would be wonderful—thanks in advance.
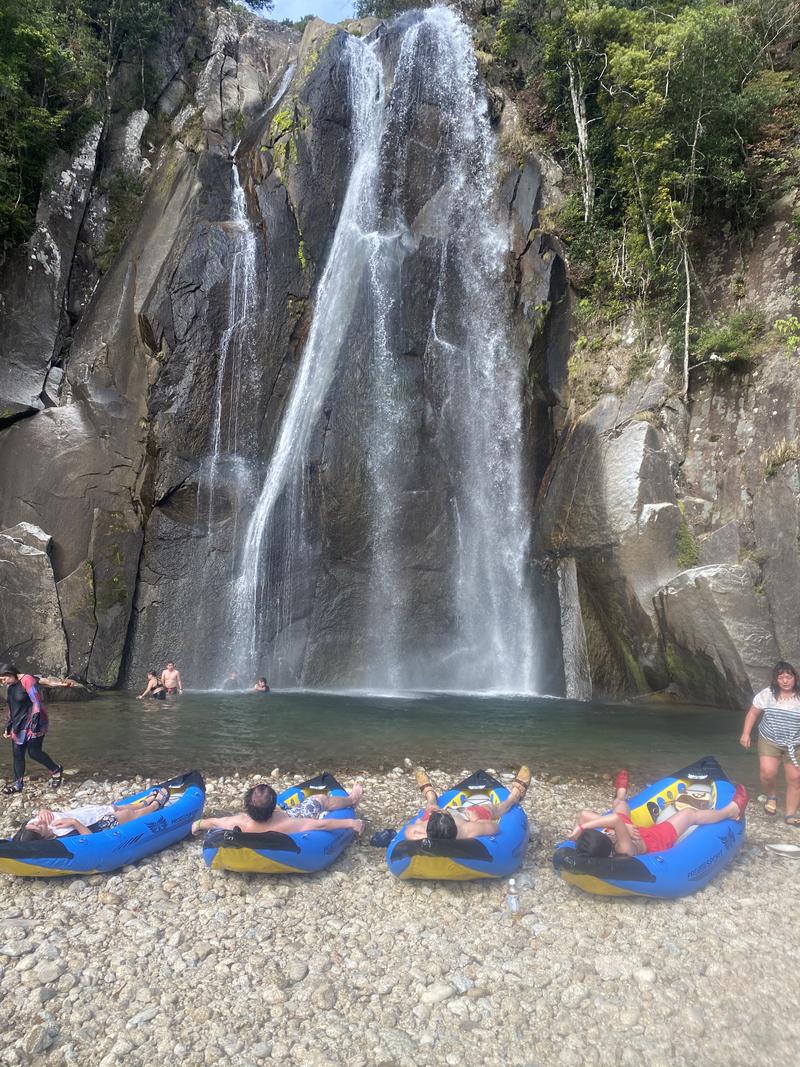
[619,812,677,854]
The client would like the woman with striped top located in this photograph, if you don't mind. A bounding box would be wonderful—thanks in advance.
[740,660,800,825]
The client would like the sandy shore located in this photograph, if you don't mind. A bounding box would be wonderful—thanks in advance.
[0,765,797,1067]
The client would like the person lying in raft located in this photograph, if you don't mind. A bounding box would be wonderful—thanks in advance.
[403,766,531,841]
[570,771,748,858]
[13,786,170,842]
[190,782,365,837]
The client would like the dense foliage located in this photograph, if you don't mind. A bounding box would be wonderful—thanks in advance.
[355,0,799,383]
[0,0,272,249]
[487,0,800,384]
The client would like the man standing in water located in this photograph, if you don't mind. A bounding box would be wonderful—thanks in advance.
[0,665,63,795]
[160,661,183,696]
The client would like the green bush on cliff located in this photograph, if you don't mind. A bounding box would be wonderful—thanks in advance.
[484,0,800,380]
[0,0,275,250]
[692,308,767,374]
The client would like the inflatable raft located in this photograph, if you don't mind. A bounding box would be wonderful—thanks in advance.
[386,769,529,881]
[0,771,205,877]
[203,771,356,874]
[552,756,744,898]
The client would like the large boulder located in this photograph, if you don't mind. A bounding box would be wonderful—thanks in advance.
[655,563,779,707]
[0,524,68,675]
[537,400,683,695]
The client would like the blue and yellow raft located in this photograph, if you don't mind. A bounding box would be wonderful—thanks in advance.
[386,769,529,881]
[552,756,744,898]
[0,771,205,877]
[203,771,356,874]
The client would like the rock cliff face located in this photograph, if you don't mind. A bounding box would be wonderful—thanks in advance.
[2,4,794,706]
[536,191,800,707]
[0,6,568,691]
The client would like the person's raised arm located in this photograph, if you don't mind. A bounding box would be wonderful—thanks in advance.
[176,670,183,694]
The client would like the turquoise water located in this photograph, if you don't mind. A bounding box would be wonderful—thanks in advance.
[24,690,754,786]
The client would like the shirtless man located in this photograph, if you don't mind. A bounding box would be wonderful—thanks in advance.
[403,766,531,842]
[191,781,365,836]
[160,661,183,696]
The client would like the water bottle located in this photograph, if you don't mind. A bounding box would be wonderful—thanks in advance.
[506,878,520,920]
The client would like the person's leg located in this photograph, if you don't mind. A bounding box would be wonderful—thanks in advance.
[489,765,532,817]
[415,768,440,809]
[114,798,161,825]
[783,761,800,819]
[667,787,747,837]
[758,755,780,812]
[12,742,26,786]
[318,783,364,811]
[606,813,639,856]
[25,736,60,775]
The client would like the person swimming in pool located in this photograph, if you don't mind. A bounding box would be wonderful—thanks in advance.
[160,662,183,695]
[138,671,166,700]
[13,786,170,842]
[403,766,531,842]
[570,771,749,858]
[190,781,365,837]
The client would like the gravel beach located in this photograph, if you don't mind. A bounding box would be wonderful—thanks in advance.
[0,766,796,1067]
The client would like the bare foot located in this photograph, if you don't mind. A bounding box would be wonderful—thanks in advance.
[349,783,364,805]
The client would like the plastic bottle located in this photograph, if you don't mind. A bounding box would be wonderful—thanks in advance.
[506,877,520,920]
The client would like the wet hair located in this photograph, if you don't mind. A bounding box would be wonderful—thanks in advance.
[257,677,268,687]
[426,810,457,840]
[148,670,158,679]
[244,784,277,822]
[771,661,799,699]
[575,829,615,858]
[12,824,43,844]
[0,664,18,678]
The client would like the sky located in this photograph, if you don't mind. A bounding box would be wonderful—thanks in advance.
[262,0,356,22]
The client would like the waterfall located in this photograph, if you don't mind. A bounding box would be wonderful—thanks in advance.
[231,9,537,692]
[231,36,385,677]
[204,164,258,531]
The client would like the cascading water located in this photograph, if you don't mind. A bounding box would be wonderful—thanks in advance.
[231,37,386,677]
[203,163,257,531]
[231,8,537,692]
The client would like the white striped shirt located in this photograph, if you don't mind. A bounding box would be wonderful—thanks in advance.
[754,687,800,765]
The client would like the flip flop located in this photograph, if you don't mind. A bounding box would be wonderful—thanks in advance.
[415,768,435,799]
[764,796,778,815]
[1,782,23,795]
[510,766,532,800]
[783,814,800,827]
[147,786,170,810]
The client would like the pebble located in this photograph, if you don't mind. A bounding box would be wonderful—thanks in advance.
[0,770,793,1066]
[420,982,457,1004]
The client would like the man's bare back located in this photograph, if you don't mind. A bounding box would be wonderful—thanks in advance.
[191,782,364,837]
